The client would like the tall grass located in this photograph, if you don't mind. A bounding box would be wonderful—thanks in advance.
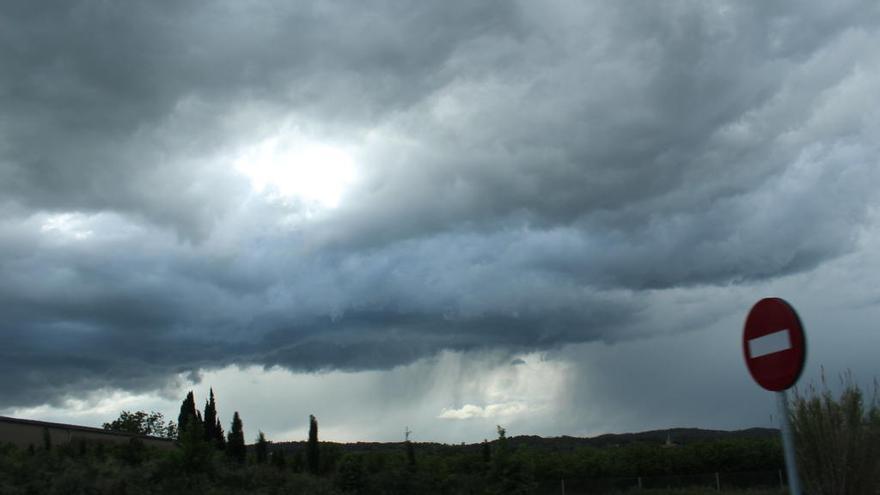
[789,372,880,495]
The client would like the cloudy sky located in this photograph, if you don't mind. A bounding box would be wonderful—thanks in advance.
[2,1,880,443]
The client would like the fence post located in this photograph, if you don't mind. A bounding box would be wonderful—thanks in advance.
[638,476,642,490]
[561,478,565,495]
[779,469,784,490]
[715,472,720,491]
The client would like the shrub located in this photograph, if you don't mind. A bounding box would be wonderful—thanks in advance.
[790,373,880,495]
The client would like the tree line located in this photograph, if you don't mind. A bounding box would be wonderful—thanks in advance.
[91,387,783,493]
[102,388,323,473]
[4,376,875,494]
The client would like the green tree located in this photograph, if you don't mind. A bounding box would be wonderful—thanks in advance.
[103,410,177,438]
[255,431,268,464]
[227,411,246,464]
[202,388,225,449]
[214,415,225,450]
[487,425,535,495]
[307,414,320,475]
[177,416,213,472]
[177,391,198,438]
[203,388,218,444]
[495,426,508,460]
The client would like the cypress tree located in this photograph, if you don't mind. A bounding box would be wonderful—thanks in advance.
[255,431,268,464]
[203,388,217,444]
[177,391,198,438]
[179,417,211,472]
[307,414,320,474]
[227,411,246,464]
[482,438,491,464]
[215,417,226,449]
[203,388,225,448]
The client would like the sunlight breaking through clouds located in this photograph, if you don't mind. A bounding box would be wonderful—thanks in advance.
[234,136,358,209]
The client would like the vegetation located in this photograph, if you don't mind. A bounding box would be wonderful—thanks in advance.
[203,388,225,449]
[0,387,821,494]
[227,412,246,465]
[177,391,200,437]
[790,373,880,495]
[0,440,337,495]
[307,414,320,475]
[102,410,177,439]
[255,432,268,464]
[0,429,785,493]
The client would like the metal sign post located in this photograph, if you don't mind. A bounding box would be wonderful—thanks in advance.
[777,390,802,495]
[743,298,806,495]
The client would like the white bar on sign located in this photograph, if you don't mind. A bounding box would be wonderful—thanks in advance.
[748,329,792,358]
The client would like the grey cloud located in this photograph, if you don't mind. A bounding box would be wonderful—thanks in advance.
[0,0,518,238]
[554,265,880,437]
[316,1,880,259]
[0,211,700,407]
[2,1,880,410]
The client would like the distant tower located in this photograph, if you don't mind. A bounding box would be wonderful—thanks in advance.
[405,426,411,442]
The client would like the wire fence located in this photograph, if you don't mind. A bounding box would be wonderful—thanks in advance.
[537,469,786,494]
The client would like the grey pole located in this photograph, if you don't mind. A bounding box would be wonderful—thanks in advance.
[777,390,802,495]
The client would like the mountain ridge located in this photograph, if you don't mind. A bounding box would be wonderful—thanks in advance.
[263,426,779,452]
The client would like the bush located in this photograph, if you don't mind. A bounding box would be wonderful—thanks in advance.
[790,373,880,495]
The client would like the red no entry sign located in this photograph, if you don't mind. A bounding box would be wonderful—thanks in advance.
[743,298,806,392]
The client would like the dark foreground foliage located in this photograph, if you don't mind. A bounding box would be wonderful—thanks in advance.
[0,440,335,495]
[0,432,783,495]
[791,374,880,495]
[0,387,792,494]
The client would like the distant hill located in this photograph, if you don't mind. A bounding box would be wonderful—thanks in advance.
[263,427,779,454]
[506,427,778,450]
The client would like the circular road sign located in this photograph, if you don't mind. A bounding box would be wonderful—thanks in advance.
[743,298,806,392]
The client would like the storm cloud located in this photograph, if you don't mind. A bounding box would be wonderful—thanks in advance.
[2,0,880,412]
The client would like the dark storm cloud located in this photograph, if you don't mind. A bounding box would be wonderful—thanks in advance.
[2,0,880,408]
[316,1,880,282]
[0,0,518,238]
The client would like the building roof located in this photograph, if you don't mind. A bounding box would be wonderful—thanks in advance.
[0,415,175,443]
